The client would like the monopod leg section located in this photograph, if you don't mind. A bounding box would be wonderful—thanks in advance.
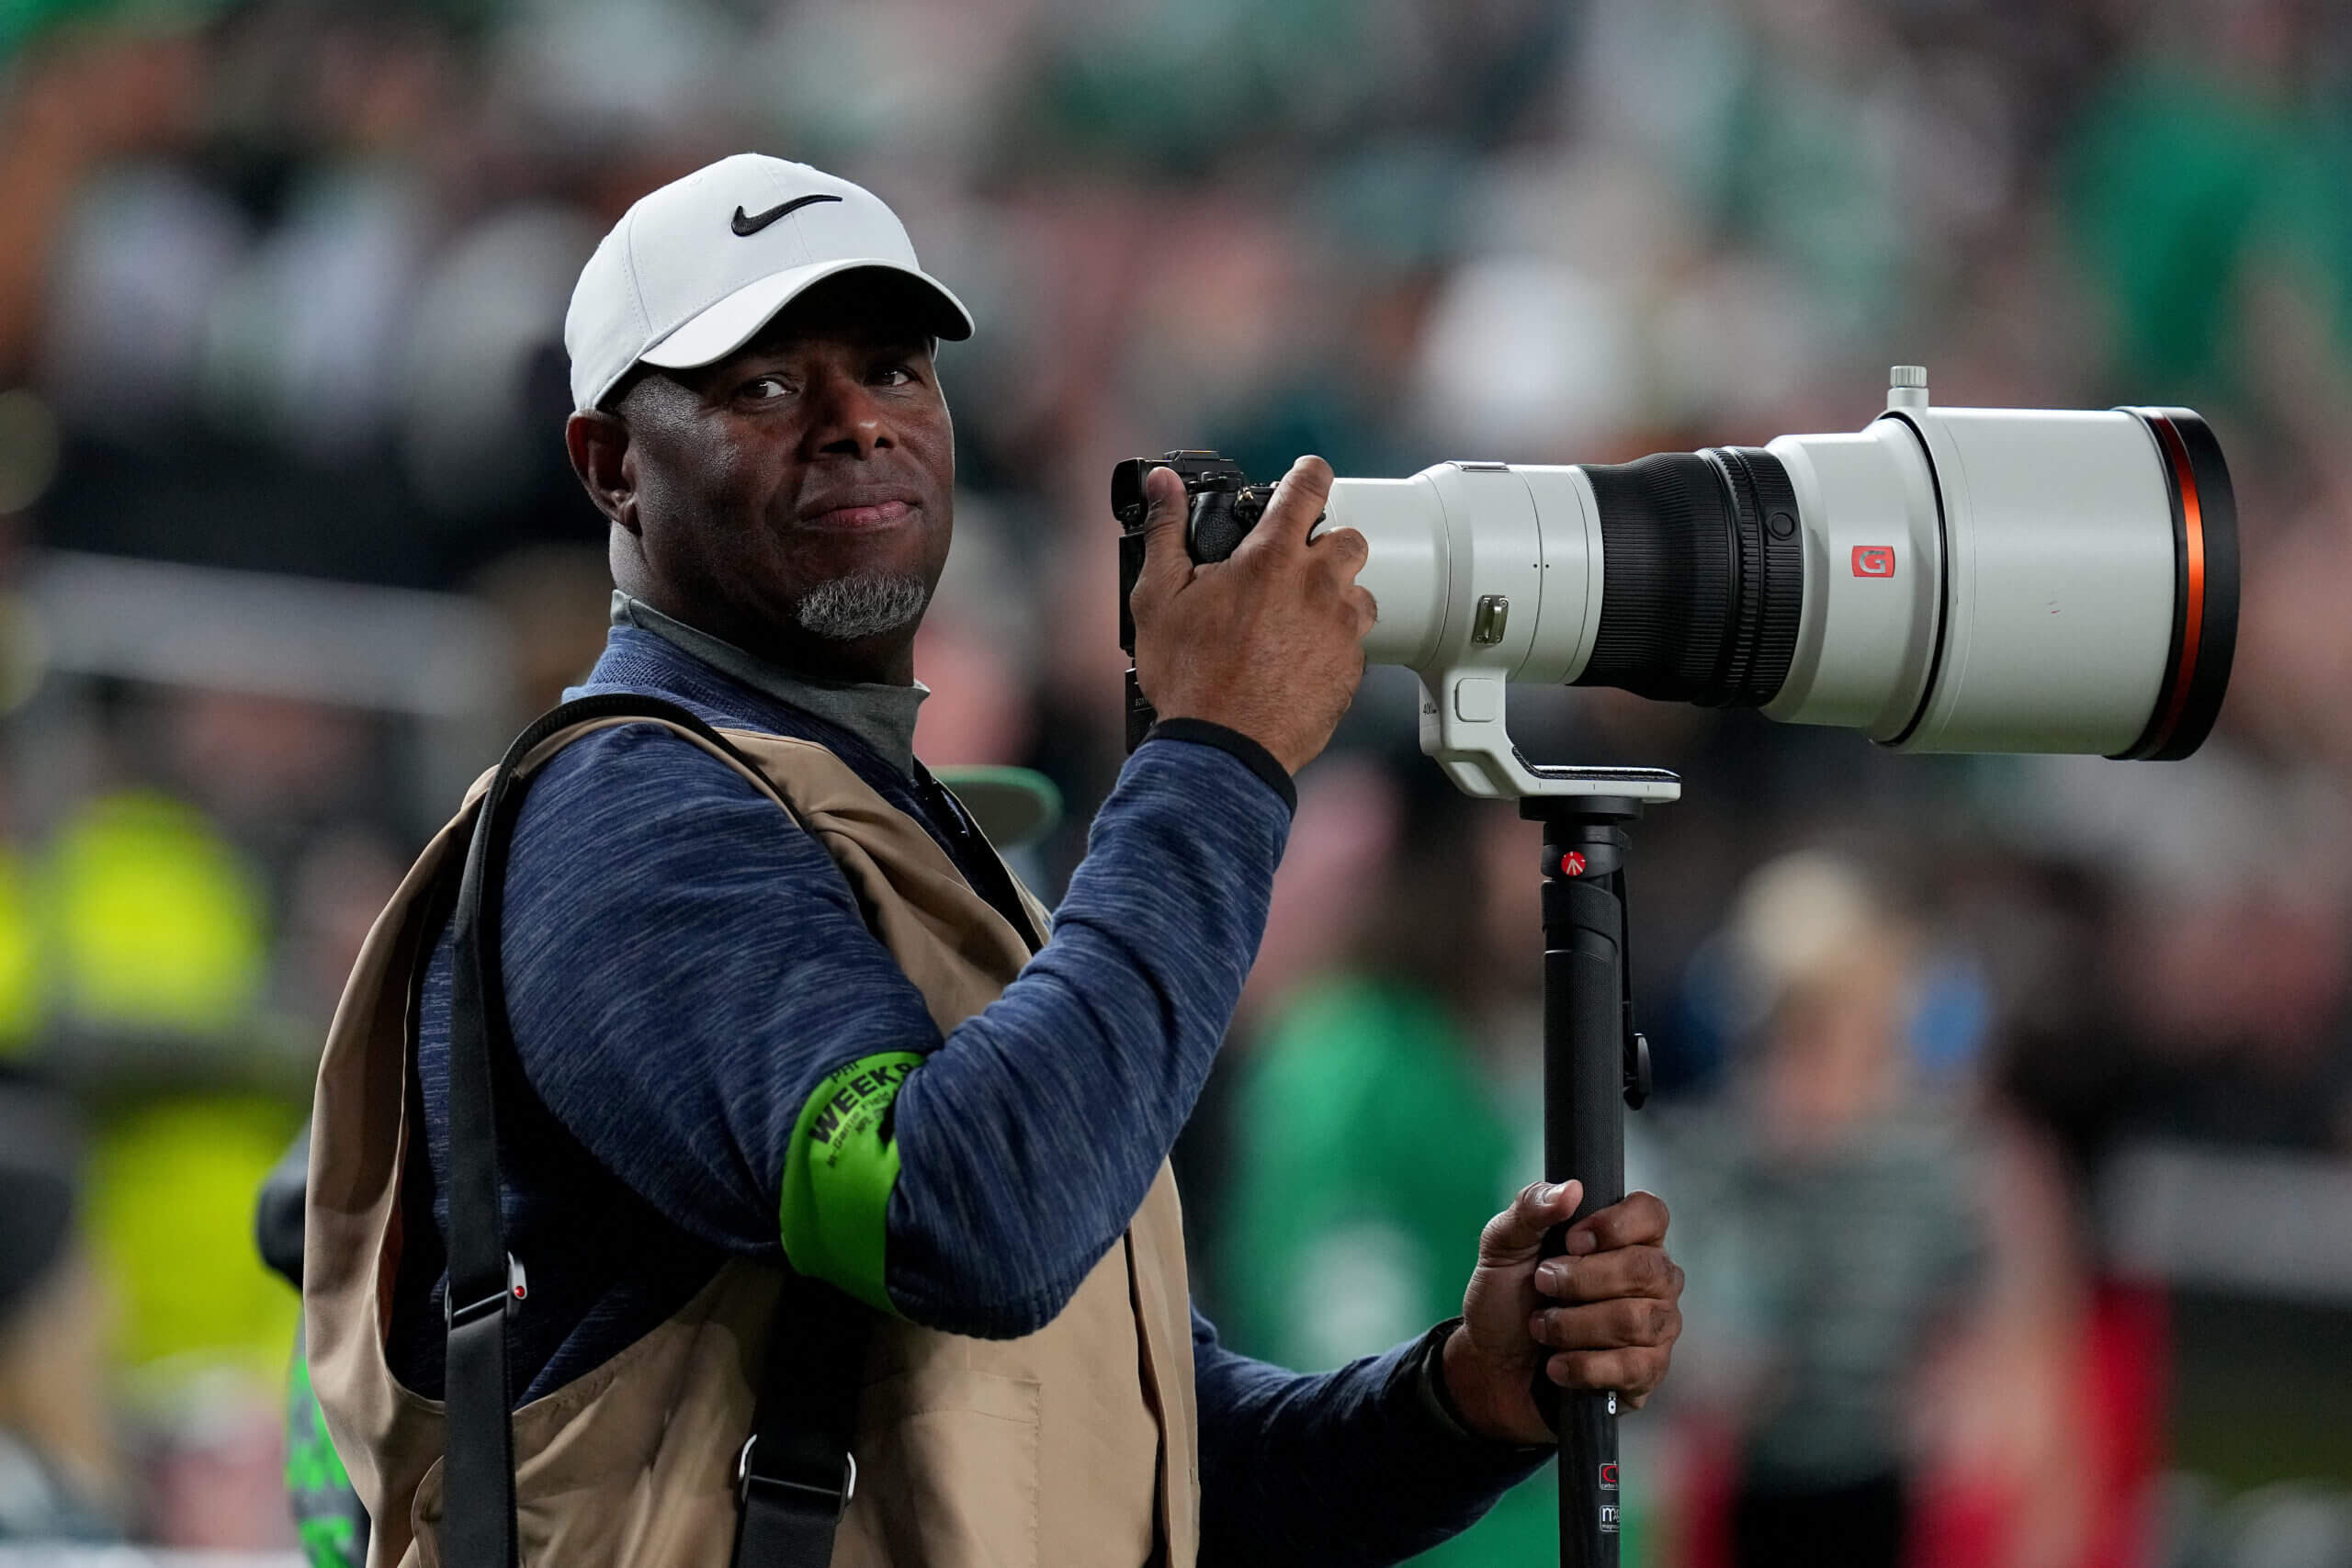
[1530,803,1639,1568]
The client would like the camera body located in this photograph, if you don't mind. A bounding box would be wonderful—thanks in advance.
[1111,450,1282,752]
[1114,370,2237,799]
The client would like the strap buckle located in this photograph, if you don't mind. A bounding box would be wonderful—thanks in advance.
[735,1436,856,1517]
[446,1254,527,1329]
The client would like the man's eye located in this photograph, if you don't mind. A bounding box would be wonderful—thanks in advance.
[873,365,915,387]
[740,375,790,400]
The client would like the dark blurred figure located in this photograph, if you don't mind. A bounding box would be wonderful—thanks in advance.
[0,1065,119,1543]
[1663,852,1984,1568]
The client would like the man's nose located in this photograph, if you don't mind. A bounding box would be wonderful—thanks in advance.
[805,369,892,458]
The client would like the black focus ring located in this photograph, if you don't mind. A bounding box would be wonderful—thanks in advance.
[1714,446,1804,705]
[1577,454,1735,702]
[1693,446,1778,705]
[1702,448,1766,705]
[1576,446,1806,709]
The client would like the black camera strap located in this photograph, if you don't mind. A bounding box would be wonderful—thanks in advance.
[442,694,871,1568]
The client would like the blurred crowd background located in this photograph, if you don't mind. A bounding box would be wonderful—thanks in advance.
[1,0,2350,1563]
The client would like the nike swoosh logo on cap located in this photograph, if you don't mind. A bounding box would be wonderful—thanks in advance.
[730,192,843,236]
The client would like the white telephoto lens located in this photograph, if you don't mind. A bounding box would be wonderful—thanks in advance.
[1767,400,2233,759]
[1317,380,2235,768]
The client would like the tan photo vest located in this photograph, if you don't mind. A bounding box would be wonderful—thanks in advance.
[302,716,1201,1567]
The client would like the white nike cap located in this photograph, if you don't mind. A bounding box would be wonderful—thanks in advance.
[563,152,975,412]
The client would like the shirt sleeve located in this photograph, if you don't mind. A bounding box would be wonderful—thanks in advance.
[496,723,1290,1337]
[1192,1306,1552,1566]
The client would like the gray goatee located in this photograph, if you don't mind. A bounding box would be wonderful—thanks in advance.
[793,571,930,641]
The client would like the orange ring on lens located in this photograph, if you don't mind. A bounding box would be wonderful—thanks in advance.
[2143,413,2206,757]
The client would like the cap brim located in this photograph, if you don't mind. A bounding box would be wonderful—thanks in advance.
[639,258,974,376]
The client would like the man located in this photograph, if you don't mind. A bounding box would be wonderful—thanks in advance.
[301,153,1683,1567]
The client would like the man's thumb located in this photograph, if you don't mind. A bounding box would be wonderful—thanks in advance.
[1479,1179,1583,1262]
[1136,465,1194,596]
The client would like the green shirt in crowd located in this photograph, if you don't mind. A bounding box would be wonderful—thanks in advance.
[1216,976,1563,1568]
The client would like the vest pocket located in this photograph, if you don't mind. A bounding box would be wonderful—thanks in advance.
[841,1368,1041,1568]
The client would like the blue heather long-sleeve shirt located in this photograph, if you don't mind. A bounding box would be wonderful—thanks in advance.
[386,624,1544,1565]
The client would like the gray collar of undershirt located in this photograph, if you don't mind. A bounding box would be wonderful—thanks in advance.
[610,591,927,777]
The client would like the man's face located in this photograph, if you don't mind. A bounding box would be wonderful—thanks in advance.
[592,274,956,678]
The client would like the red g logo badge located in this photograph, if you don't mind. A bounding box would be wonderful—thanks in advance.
[1852,546,1896,578]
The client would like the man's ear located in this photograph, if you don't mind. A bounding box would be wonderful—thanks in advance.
[566,409,639,533]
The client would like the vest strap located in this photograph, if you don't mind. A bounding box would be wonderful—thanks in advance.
[734,1254,870,1565]
[442,693,876,1568]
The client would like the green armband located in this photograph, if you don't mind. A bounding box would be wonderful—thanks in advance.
[778,1052,924,1314]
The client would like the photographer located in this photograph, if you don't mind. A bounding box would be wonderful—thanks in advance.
[300,154,1683,1567]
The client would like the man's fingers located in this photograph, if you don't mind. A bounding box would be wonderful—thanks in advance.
[1529,1297,1681,1352]
[1134,464,1195,600]
[1237,455,1335,558]
[1561,1190,1670,1257]
[1533,1246,1681,1304]
[1310,523,1369,574]
[1545,1348,1672,1402]
[1311,529,1375,626]
[1479,1179,1583,1263]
